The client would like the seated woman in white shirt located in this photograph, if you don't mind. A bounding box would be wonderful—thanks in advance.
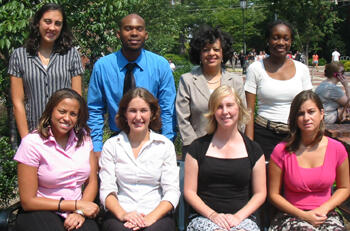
[99,88,180,231]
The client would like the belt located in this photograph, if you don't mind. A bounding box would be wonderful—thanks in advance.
[255,115,289,134]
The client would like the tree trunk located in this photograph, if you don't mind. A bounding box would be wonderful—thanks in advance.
[305,42,309,66]
[7,97,18,149]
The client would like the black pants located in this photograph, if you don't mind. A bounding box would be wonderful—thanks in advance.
[16,210,99,231]
[102,212,176,231]
[254,123,288,161]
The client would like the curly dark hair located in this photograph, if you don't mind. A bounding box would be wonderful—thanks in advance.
[116,88,162,134]
[265,19,295,41]
[285,90,324,153]
[25,3,73,56]
[37,88,90,147]
[189,25,233,65]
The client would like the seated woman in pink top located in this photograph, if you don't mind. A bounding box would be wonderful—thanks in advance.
[14,88,99,231]
[268,90,350,230]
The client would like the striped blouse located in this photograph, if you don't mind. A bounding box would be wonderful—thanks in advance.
[8,47,84,132]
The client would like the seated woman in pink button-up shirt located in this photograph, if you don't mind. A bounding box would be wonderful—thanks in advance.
[14,88,99,231]
[99,88,180,231]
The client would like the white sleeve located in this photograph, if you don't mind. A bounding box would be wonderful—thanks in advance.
[99,139,118,209]
[244,62,259,94]
[160,140,180,209]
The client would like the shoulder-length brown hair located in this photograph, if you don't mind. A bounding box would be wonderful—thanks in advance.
[37,88,90,147]
[116,88,161,133]
[285,90,324,152]
[205,85,250,134]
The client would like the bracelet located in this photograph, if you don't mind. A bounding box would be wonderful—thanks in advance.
[208,211,217,220]
[75,200,77,210]
[74,209,85,217]
[57,197,64,212]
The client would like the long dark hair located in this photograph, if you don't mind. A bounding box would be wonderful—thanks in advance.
[285,90,324,153]
[25,3,73,55]
[37,88,90,147]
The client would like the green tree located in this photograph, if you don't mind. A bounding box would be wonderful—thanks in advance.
[262,0,342,63]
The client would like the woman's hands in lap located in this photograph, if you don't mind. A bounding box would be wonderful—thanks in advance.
[64,213,85,231]
[301,209,327,227]
[122,211,159,230]
[122,211,146,229]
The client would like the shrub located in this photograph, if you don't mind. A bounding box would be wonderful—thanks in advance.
[0,136,17,207]
[163,53,193,90]
[343,61,350,72]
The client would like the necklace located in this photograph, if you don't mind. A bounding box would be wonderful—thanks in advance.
[207,79,220,84]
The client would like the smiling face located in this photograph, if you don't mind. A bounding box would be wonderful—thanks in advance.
[38,10,63,46]
[125,97,151,134]
[296,99,324,134]
[268,24,292,58]
[214,94,239,129]
[50,98,79,139]
[200,39,223,68]
[117,14,148,52]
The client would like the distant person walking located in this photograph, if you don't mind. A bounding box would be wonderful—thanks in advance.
[332,49,340,62]
[312,53,319,71]
[169,59,176,72]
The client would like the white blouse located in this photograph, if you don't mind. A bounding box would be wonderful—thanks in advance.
[99,130,180,214]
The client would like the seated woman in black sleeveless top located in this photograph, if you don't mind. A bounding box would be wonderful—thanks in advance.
[184,85,266,231]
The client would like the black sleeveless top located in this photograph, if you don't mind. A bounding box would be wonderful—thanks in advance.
[188,133,263,214]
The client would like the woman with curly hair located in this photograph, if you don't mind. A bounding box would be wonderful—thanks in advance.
[9,3,84,138]
[176,25,245,157]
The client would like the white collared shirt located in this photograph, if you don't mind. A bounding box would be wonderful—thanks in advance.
[99,130,180,214]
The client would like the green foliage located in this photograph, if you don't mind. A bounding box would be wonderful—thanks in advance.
[343,61,350,72]
[0,137,17,207]
[319,58,326,66]
[164,53,193,90]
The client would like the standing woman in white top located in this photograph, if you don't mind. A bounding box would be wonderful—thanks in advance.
[99,88,180,231]
[9,3,84,138]
[245,20,312,160]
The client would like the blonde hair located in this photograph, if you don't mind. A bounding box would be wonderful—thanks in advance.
[205,85,250,134]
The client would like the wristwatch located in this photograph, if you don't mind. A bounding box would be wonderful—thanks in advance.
[74,209,85,217]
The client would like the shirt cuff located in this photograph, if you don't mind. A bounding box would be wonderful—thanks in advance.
[162,190,181,210]
[92,140,103,152]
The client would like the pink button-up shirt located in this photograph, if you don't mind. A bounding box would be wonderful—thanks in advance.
[14,130,92,203]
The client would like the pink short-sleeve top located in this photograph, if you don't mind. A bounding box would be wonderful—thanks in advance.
[270,137,347,210]
[14,130,92,202]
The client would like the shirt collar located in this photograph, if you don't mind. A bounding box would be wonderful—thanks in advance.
[43,127,78,145]
[117,49,145,72]
[117,130,165,145]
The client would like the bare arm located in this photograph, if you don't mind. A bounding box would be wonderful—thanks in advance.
[245,92,256,140]
[11,76,29,138]
[313,157,350,215]
[184,154,215,218]
[71,75,82,96]
[81,151,98,202]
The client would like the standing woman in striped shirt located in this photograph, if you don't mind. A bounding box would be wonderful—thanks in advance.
[8,3,84,138]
